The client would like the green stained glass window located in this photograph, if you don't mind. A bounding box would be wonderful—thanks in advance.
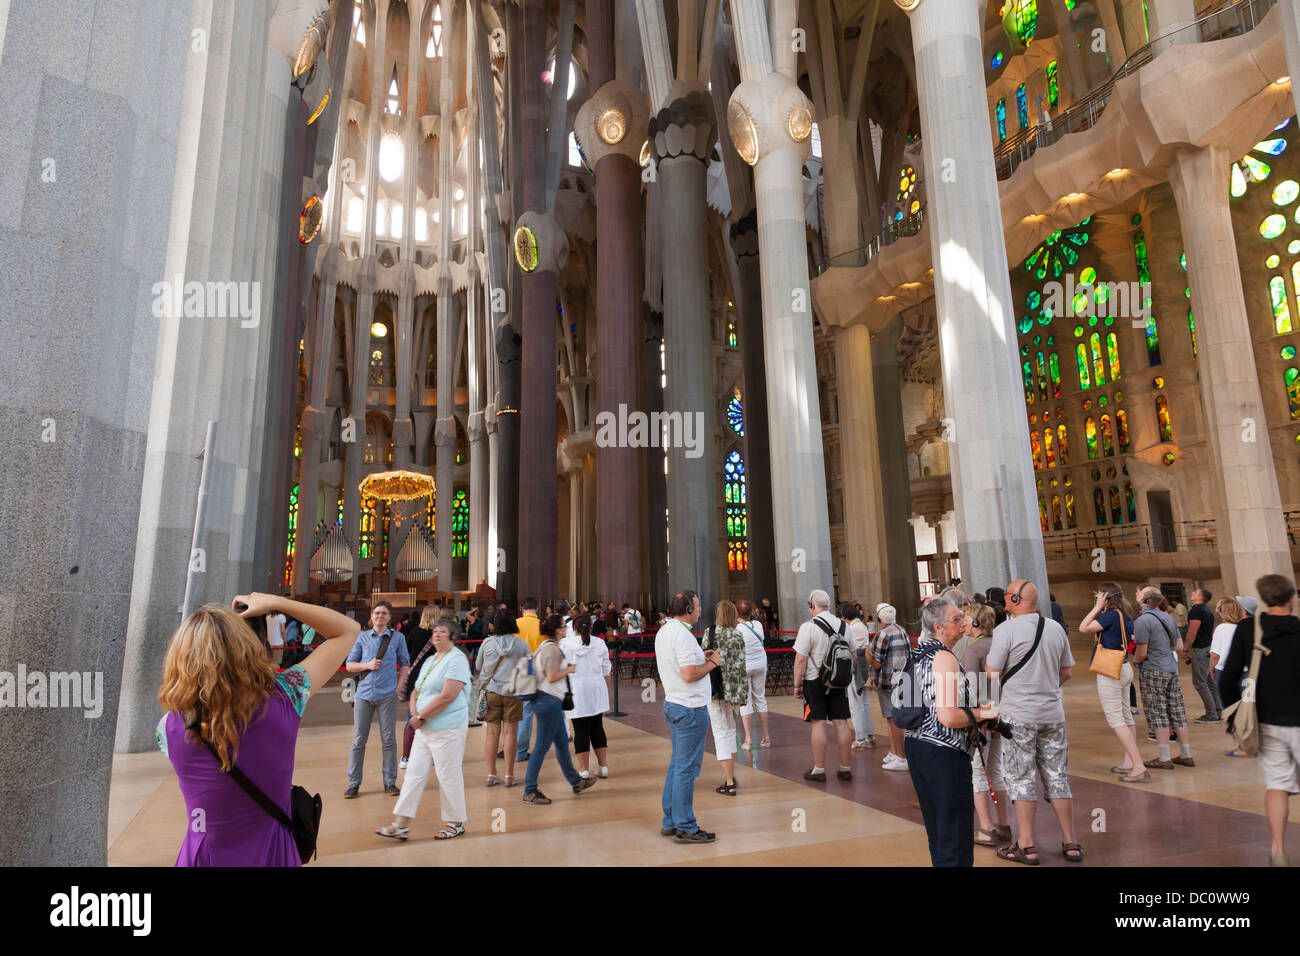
[1023,361,1034,404]
[1283,346,1296,360]
[1090,332,1106,386]
[1272,276,1293,334]
[1188,307,1197,357]
[1019,315,1034,334]
[1085,417,1097,460]
[1274,180,1300,206]
[724,450,748,571]
[1073,325,1083,337]
[1027,290,1041,310]
[285,483,299,589]
[1016,84,1029,130]
[1262,214,1287,239]
[1047,61,1059,108]
[1242,155,1272,182]
[1006,0,1039,46]
[1024,218,1090,280]
[1106,332,1120,380]
[1076,343,1090,389]
[1080,266,1097,286]
[1035,351,1048,401]
[451,489,469,557]
[1268,254,1282,269]
[1048,352,1061,396]
[1288,368,1300,421]
[1292,262,1300,307]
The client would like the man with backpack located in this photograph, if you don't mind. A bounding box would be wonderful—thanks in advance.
[793,590,855,782]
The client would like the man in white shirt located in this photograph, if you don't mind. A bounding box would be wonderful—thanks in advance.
[794,590,854,782]
[656,589,721,844]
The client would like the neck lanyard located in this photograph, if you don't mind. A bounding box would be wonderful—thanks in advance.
[415,649,453,699]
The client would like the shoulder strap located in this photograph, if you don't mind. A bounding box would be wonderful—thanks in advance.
[1002,615,1045,685]
[1247,607,1273,680]
[356,632,395,684]
[187,713,291,829]
[811,617,834,637]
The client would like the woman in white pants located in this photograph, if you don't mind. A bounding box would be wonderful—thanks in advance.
[377,620,471,841]
[736,600,770,750]
[703,600,750,794]
[841,603,877,750]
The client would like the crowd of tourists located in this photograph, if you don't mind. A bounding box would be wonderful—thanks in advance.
[153,570,1298,868]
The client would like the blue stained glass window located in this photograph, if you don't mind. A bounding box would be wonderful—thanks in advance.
[727,394,745,437]
[996,99,1007,143]
[1016,84,1029,130]
[724,450,748,572]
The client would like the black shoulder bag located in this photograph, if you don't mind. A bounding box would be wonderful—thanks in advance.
[701,625,724,699]
[187,711,322,864]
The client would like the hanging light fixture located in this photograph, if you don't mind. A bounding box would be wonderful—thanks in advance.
[299,194,323,243]
[293,10,330,78]
[303,55,332,124]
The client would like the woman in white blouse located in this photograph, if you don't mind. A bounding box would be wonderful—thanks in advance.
[561,613,613,778]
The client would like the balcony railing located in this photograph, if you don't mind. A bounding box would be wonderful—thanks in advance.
[1041,520,1217,560]
[993,0,1278,181]
[812,205,926,277]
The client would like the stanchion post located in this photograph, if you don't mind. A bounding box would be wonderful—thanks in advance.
[607,638,627,717]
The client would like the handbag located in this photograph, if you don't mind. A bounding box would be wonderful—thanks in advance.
[188,712,321,864]
[562,676,575,711]
[701,625,724,699]
[1223,607,1270,754]
[475,638,510,720]
[1089,609,1128,680]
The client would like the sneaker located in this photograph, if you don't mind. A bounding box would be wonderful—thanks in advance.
[573,776,598,794]
[883,756,909,771]
[1171,755,1196,767]
[343,785,360,799]
[598,766,609,778]
[882,753,902,768]
[578,770,590,779]
[515,752,531,762]
[1194,715,1220,723]
[674,828,717,844]
[1144,758,1175,770]
[803,769,827,782]
[523,790,552,805]
[384,784,401,795]
[1147,731,1158,741]
[399,758,408,770]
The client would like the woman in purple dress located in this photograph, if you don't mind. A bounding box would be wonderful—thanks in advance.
[156,593,360,866]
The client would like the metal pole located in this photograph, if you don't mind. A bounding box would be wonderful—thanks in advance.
[608,640,627,717]
[181,421,219,619]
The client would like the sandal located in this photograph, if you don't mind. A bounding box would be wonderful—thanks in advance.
[503,775,517,788]
[760,738,772,749]
[715,781,737,796]
[1062,842,1084,862]
[375,824,409,841]
[741,741,753,751]
[974,828,1001,847]
[1226,749,1260,758]
[434,822,465,840]
[485,775,501,787]
[997,843,1040,865]
[993,824,1014,843]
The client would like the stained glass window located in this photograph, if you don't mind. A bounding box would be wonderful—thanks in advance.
[1271,276,1293,334]
[1284,346,1297,360]
[1156,395,1174,442]
[991,51,1004,70]
[1006,0,1039,45]
[724,450,748,572]
[1076,344,1090,389]
[1100,414,1114,457]
[1106,333,1120,381]
[727,319,738,348]
[1090,333,1106,386]
[1044,428,1056,468]
[1025,217,1090,280]
[1116,409,1130,452]
[360,497,377,558]
[1035,351,1048,402]
[1261,214,1287,240]
[451,489,469,557]
[1126,483,1137,523]
[1293,263,1300,307]
[1110,486,1123,524]
[727,392,745,437]
[285,483,299,589]
[1048,352,1061,396]
[1133,231,1161,365]
[1031,430,1043,469]
[1275,180,1300,206]
[1093,487,1106,525]
[1057,423,1070,464]
[1016,84,1029,130]
[1051,494,1062,531]
[1085,417,1097,460]
[1038,497,1048,533]
[897,166,916,201]
[427,491,436,534]
[1046,60,1059,109]
[1188,307,1197,356]
[1023,361,1034,404]
[1287,368,1300,421]
[1064,491,1077,528]
[996,99,1007,143]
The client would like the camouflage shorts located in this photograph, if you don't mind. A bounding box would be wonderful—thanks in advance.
[1001,722,1072,802]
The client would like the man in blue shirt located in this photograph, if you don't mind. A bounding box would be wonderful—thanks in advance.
[345,602,410,797]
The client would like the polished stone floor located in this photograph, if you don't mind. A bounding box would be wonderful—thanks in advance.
[107,636,1298,866]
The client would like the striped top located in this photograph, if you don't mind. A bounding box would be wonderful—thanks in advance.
[905,639,977,755]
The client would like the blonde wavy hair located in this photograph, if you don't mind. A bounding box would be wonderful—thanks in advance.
[158,604,277,770]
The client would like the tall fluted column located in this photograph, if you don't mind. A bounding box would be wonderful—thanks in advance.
[574,75,647,606]
[294,278,338,591]
[1169,145,1291,593]
[728,0,834,629]
[731,215,778,606]
[651,85,720,609]
[898,0,1048,598]
[466,1,489,591]
[434,2,458,592]
[833,323,888,605]
[872,314,920,622]
[1283,2,1300,121]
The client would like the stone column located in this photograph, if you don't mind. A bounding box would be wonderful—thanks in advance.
[731,215,779,607]
[1283,1,1300,122]
[872,314,921,622]
[897,0,1049,600]
[346,278,374,591]
[294,279,338,591]
[1145,0,1196,40]
[1096,0,1129,67]
[574,77,647,606]
[728,0,835,629]
[832,323,888,605]
[1169,145,1291,594]
[651,85,720,610]
[929,516,950,589]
